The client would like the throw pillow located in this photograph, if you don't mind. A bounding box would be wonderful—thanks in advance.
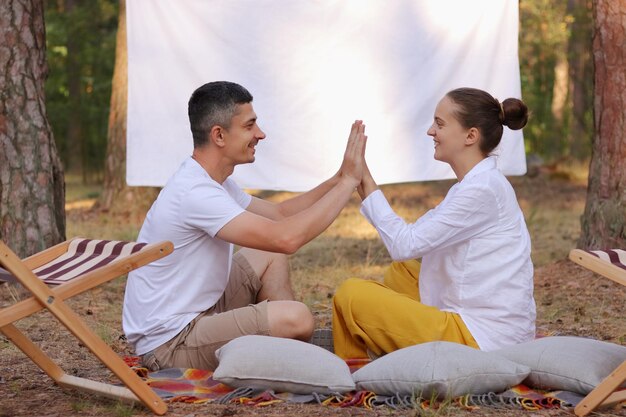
[213,335,355,394]
[493,336,626,394]
[352,341,530,398]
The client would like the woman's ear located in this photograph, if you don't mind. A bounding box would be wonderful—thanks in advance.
[465,127,480,146]
[210,126,225,147]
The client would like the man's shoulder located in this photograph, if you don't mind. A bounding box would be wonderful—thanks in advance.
[166,163,221,193]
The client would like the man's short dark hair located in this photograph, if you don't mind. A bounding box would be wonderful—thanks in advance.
[188,81,253,148]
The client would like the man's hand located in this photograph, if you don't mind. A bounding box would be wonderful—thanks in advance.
[338,120,367,187]
[336,120,362,178]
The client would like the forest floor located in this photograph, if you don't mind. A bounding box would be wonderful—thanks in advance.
[1,166,625,417]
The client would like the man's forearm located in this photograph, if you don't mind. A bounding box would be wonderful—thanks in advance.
[275,173,340,217]
[277,175,358,252]
[217,176,358,254]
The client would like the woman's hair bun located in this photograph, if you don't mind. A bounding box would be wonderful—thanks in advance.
[501,98,529,130]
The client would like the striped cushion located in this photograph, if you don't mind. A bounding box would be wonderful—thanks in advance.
[0,239,147,285]
[586,249,626,270]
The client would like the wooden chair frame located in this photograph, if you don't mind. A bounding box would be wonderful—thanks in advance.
[569,249,626,417]
[0,238,174,415]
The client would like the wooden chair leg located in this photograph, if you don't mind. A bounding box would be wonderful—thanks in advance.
[1,323,65,381]
[0,241,167,415]
[1,323,139,403]
[0,312,167,415]
[51,304,167,414]
[575,360,626,417]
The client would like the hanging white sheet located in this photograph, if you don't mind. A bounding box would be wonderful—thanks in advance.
[126,0,525,191]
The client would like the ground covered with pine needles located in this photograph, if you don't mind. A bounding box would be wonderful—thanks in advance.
[1,168,625,417]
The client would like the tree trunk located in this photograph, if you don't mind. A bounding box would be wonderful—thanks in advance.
[99,0,159,217]
[0,0,66,258]
[578,0,626,249]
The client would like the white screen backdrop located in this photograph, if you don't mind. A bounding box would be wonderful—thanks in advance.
[127,0,525,191]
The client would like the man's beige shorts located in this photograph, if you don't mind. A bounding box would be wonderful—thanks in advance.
[142,251,270,371]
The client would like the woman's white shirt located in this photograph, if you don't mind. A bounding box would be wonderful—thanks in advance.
[360,156,536,351]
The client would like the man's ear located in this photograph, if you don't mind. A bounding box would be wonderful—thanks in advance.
[465,127,480,146]
[210,126,226,147]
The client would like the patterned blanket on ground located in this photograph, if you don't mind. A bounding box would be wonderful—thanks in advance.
[124,357,584,411]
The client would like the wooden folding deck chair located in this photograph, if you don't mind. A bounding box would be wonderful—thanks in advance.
[0,237,173,415]
[569,248,626,417]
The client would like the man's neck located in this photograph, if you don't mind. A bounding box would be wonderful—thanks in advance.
[191,149,234,184]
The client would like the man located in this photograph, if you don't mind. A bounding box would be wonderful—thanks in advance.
[123,81,366,371]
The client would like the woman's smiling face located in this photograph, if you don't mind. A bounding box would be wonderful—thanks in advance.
[426,96,470,164]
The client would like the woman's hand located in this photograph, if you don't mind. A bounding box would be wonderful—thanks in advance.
[357,157,378,200]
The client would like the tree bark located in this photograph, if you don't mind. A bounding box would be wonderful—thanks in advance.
[0,0,66,258]
[578,0,626,249]
[99,0,159,217]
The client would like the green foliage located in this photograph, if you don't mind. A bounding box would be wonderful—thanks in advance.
[7,380,21,394]
[69,399,90,412]
[109,401,137,417]
[412,390,456,417]
[0,335,13,351]
[65,173,102,202]
[519,0,593,162]
[44,0,118,182]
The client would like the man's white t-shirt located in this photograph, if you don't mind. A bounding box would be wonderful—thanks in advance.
[123,157,252,355]
[360,157,536,351]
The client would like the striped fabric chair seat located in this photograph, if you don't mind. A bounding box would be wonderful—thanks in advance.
[569,248,626,287]
[0,238,147,285]
[585,249,626,270]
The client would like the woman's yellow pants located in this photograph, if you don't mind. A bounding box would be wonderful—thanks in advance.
[332,260,479,359]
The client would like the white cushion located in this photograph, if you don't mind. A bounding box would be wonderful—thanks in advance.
[213,335,355,394]
[352,341,530,398]
[493,336,626,394]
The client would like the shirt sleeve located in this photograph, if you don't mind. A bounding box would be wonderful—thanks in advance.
[223,177,253,209]
[182,181,247,237]
[361,185,498,260]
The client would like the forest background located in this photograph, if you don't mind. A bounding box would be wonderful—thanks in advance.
[4,0,619,260]
[45,0,593,183]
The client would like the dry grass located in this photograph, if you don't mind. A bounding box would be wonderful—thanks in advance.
[1,167,625,417]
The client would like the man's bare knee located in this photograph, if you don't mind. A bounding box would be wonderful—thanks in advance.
[289,302,314,340]
[267,301,314,341]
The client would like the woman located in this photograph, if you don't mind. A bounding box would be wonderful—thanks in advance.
[332,87,536,359]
